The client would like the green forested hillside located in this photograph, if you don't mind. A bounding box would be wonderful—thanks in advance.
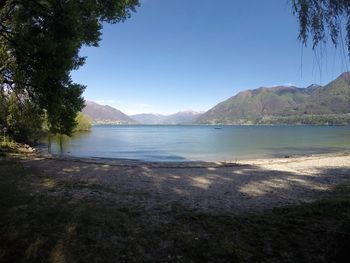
[306,73,350,114]
[196,72,350,124]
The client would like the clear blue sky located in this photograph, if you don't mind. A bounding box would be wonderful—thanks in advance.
[71,0,348,115]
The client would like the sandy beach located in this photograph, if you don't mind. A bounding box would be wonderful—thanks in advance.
[2,151,350,262]
[16,152,350,214]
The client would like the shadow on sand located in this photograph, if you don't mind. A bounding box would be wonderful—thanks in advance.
[0,155,350,262]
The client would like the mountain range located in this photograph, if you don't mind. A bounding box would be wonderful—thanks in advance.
[83,72,350,125]
[83,101,203,125]
[196,72,350,124]
[131,111,203,124]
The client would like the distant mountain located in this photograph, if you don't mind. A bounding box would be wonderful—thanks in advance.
[164,111,203,124]
[130,114,167,124]
[196,72,350,125]
[131,111,203,124]
[83,101,137,124]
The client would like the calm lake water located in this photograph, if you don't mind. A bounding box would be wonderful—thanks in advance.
[46,125,350,161]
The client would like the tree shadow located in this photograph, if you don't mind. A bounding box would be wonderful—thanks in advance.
[22,155,350,214]
[1,156,350,262]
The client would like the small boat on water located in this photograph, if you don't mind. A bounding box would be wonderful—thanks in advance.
[214,127,222,129]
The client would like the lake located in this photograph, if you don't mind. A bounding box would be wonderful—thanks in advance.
[46,125,350,161]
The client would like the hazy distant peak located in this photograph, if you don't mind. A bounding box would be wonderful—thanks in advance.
[173,110,203,115]
[131,110,203,124]
[139,113,166,116]
[130,113,166,118]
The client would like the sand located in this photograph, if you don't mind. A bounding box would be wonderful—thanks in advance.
[14,152,350,214]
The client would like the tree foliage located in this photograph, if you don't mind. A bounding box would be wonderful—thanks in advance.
[292,0,350,55]
[0,0,139,139]
[74,112,92,132]
[5,92,44,142]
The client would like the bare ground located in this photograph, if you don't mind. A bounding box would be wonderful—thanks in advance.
[1,153,350,262]
[18,152,350,214]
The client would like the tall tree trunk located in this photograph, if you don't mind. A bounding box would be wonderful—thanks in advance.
[59,135,63,155]
[47,132,51,154]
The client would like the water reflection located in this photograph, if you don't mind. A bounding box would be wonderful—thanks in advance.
[42,131,92,155]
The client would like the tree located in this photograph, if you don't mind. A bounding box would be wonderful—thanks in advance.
[292,0,350,56]
[44,81,86,137]
[6,92,44,143]
[0,87,7,128]
[74,112,92,132]
[0,0,139,137]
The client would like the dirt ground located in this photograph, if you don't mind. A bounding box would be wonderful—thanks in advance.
[19,152,350,214]
[1,153,350,262]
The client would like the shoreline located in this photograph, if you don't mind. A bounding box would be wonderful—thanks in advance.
[23,149,350,168]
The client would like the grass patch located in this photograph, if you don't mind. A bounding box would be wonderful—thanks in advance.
[0,159,349,262]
